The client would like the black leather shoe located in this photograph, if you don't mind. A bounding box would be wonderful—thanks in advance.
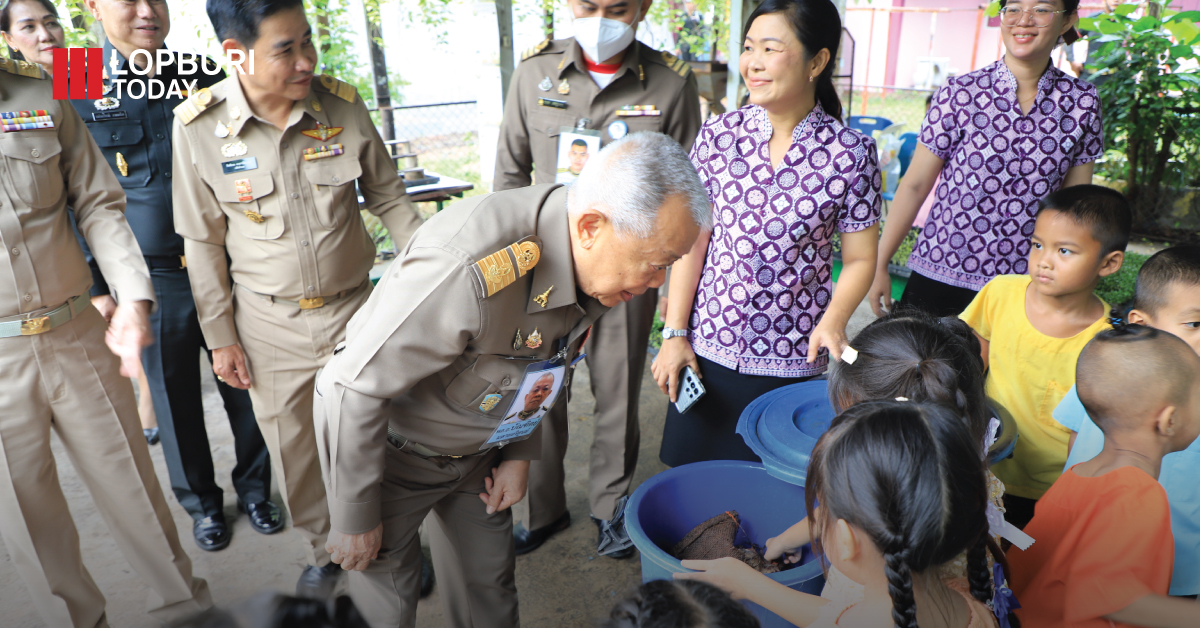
[296,562,343,599]
[237,498,284,535]
[143,428,159,445]
[513,511,571,555]
[193,514,230,551]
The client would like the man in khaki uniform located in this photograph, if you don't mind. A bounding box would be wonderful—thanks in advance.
[0,58,210,628]
[171,0,422,596]
[317,133,711,628]
[494,0,703,557]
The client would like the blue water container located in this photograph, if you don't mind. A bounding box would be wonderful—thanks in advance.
[736,380,836,486]
[626,461,826,627]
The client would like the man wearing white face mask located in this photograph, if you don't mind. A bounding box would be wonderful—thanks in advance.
[495,0,702,559]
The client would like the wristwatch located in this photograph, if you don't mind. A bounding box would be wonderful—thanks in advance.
[662,327,689,341]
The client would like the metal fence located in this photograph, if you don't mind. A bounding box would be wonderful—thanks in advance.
[385,100,479,153]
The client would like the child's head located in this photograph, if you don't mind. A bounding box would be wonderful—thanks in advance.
[1077,325,1200,454]
[1030,184,1130,297]
[829,310,989,445]
[602,580,761,628]
[1127,245,1200,355]
[805,401,997,626]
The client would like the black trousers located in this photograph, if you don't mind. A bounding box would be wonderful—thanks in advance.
[897,271,980,319]
[142,265,270,520]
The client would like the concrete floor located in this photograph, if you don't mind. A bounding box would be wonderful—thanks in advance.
[0,300,875,628]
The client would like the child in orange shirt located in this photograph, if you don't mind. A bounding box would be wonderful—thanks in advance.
[1010,325,1200,627]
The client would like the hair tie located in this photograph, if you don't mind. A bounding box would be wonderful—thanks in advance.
[989,562,1021,628]
[1109,315,1125,327]
[895,397,910,402]
[841,346,858,364]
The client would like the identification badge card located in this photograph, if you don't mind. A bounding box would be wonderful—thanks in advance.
[222,157,258,174]
[481,360,567,449]
[554,127,601,184]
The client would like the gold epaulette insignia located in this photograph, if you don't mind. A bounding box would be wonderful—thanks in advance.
[0,57,44,78]
[173,87,215,125]
[661,51,691,78]
[521,39,551,61]
[475,239,541,297]
[317,75,359,103]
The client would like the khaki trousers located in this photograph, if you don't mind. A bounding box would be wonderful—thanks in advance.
[350,447,519,628]
[526,289,654,528]
[234,282,370,567]
[0,307,211,628]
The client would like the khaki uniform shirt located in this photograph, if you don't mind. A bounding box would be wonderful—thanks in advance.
[0,60,153,318]
[317,184,608,534]
[494,39,703,190]
[171,75,422,349]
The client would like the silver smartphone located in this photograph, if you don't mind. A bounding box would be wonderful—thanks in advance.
[674,365,706,414]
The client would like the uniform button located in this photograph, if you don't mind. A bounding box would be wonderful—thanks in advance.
[331,176,340,183]
[11,248,19,255]
[307,285,314,292]
[156,133,164,140]
[111,133,119,140]
[30,149,39,158]
[281,141,289,149]
[291,193,299,199]
[301,240,309,246]
[164,171,172,178]
[24,294,32,301]
[502,377,512,386]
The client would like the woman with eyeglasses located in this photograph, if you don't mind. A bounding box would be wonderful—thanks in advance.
[865,0,1101,318]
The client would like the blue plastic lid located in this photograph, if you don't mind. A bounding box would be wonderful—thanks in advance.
[736,380,836,486]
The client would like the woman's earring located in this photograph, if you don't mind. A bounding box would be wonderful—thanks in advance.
[809,75,814,83]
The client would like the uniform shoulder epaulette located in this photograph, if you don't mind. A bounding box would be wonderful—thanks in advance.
[521,39,551,61]
[473,239,541,297]
[173,86,223,125]
[0,57,44,79]
[316,74,359,103]
[660,51,692,79]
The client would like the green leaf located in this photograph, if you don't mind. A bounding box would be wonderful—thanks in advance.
[1115,3,1139,16]
[985,0,1001,18]
[1096,18,1125,35]
[1165,20,1200,45]
[1166,11,1200,23]
[1132,15,1160,32]
[1170,44,1195,59]
[1078,16,1098,30]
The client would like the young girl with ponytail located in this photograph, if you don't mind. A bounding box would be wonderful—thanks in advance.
[679,400,1004,628]
[653,0,881,466]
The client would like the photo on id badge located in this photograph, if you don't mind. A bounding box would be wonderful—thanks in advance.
[483,363,566,447]
[555,128,601,184]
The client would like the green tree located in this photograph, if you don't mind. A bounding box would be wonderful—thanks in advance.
[1078,1,1200,236]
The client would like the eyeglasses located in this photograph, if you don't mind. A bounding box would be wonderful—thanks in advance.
[999,6,1069,27]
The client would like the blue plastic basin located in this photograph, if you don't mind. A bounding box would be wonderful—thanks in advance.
[626,461,825,627]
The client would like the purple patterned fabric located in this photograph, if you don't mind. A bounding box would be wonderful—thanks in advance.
[687,104,881,377]
[909,60,1104,290]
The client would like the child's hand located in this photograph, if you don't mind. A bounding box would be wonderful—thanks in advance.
[676,557,762,600]
[764,535,806,564]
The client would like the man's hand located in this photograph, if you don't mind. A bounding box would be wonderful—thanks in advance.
[326,523,383,572]
[479,459,529,515]
[91,295,118,322]
[105,300,152,378]
[212,344,252,389]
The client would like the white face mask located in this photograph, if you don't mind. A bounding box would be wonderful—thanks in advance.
[573,14,638,63]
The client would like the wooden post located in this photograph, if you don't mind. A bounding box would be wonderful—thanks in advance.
[861,8,876,116]
[496,0,515,105]
[363,2,394,141]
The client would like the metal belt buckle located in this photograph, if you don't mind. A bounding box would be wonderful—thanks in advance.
[20,316,49,335]
[298,297,325,309]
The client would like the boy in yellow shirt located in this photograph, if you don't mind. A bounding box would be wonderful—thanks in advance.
[960,184,1130,529]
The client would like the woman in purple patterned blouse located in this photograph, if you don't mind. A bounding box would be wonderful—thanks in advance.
[651,0,881,466]
[866,0,1099,319]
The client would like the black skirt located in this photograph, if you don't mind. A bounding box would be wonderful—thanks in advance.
[659,354,817,467]
[897,271,980,319]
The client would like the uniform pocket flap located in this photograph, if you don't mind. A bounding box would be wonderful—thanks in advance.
[211,174,274,203]
[472,355,527,391]
[91,123,144,148]
[303,158,362,187]
[0,133,63,165]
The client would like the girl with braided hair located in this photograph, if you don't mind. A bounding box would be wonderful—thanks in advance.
[678,401,1002,628]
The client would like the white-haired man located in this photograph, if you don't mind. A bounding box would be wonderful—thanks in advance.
[314,132,710,628]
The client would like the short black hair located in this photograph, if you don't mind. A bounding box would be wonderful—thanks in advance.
[1130,245,1200,316]
[571,139,588,149]
[206,0,304,45]
[1,0,59,52]
[603,580,760,628]
[1036,184,1132,255]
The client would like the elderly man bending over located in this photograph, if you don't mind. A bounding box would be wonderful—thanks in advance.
[314,132,710,628]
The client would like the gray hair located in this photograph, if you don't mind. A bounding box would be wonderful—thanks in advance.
[567,132,712,239]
